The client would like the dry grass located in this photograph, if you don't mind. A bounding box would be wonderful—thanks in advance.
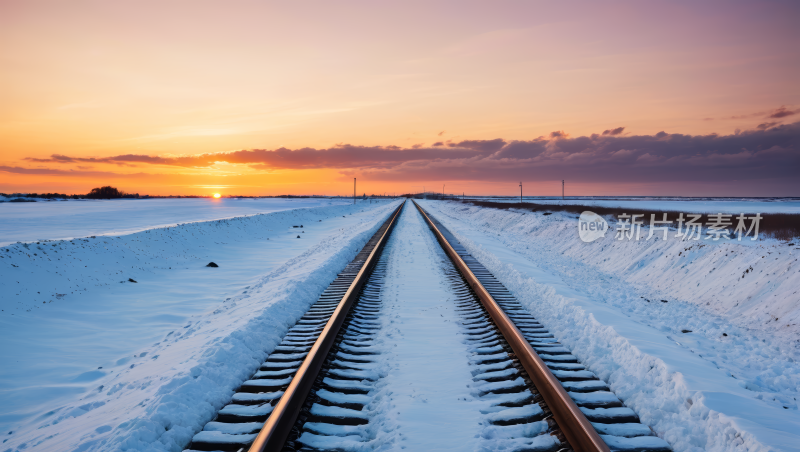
[461,200,800,241]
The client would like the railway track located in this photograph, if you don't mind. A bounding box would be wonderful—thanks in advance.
[184,200,672,452]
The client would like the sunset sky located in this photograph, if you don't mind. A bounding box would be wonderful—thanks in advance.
[1,0,798,196]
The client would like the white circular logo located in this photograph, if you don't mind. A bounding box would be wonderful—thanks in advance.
[578,211,608,242]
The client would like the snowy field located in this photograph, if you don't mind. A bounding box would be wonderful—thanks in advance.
[0,199,400,450]
[3,197,799,451]
[0,197,351,246]
[462,197,800,214]
[421,200,800,452]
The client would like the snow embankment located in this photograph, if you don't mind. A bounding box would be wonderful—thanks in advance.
[441,202,799,335]
[421,200,800,452]
[0,197,349,246]
[1,200,401,452]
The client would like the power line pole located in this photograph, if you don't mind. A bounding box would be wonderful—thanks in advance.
[442,184,445,199]
[519,182,522,203]
[562,180,564,200]
[354,178,356,204]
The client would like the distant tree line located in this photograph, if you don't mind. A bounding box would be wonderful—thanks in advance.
[85,186,136,199]
[1,187,363,200]
[1,186,140,200]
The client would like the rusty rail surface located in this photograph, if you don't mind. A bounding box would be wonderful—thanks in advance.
[413,200,610,452]
[248,200,405,452]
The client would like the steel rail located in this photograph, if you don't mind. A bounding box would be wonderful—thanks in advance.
[248,200,405,452]
[413,200,610,452]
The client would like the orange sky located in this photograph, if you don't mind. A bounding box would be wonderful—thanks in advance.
[1,1,798,196]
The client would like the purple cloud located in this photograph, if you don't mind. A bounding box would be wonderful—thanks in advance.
[602,127,625,136]
[769,106,797,119]
[756,122,780,130]
[15,122,800,190]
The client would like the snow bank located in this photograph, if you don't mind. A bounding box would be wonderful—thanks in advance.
[420,200,800,452]
[0,197,350,246]
[429,201,800,337]
[0,200,401,452]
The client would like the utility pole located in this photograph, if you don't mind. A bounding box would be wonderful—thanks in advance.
[442,184,445,199]
[519,182,522,203]
[562,180,564,200]
[354,178,356,204]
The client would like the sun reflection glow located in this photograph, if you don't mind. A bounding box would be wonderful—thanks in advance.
[213,193,221,198]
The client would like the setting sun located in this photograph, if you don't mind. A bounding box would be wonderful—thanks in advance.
[213,193,221,198]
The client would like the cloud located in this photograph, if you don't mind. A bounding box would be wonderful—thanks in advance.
[438,131,445,136]
[447,139,506,152]
[719,106,797,121]
[602,127,625,136]
[768,106,796,119]
[756,122,779,130]
[0,166,142,178]
[358,122,800,185]
[1,166,71,175]
[728,112,767,120]
[14,122,799,189]
[25,154,78,163]
[26,145,488,170]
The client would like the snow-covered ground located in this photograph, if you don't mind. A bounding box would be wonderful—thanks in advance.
[297,202,560,451]
[4,196,798,451]
[0,197,351,246]
[463,197,800,214]
[420,200,800,452]
[0,199,401,451]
